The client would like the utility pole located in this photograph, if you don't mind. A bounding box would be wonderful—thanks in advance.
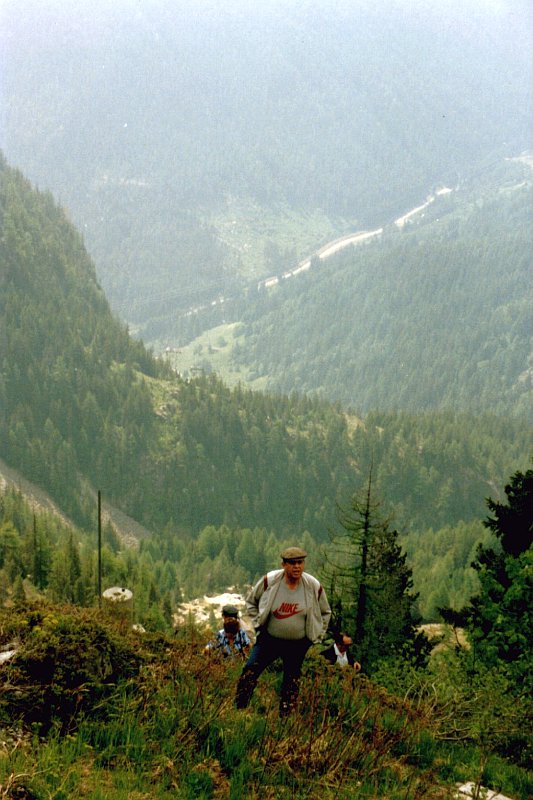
[98,490,102,608]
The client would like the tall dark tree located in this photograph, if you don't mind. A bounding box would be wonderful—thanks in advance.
[483,469,533,557]
[322,471,428,673]
[467,467,533,690]
[29,513,51,591]
[322,469,381,644]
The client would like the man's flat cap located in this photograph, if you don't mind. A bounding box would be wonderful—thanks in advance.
[222,604,239,617]
[281,546,307,560]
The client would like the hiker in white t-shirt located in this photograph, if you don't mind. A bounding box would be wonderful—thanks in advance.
[235,546,331,715]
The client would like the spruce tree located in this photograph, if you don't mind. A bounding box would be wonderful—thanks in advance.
[467,467,533,690]
[322,470,429,673]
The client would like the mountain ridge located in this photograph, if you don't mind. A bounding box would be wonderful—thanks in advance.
[1,152,532,622]
[2,152,531,543]
[163,163,533,422]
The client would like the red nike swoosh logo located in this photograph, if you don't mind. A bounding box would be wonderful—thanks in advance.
[273,610,301,619]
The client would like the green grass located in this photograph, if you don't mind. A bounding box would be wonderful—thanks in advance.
[0,605,531,799]
[160,322,268,390]
[207,200,356,282]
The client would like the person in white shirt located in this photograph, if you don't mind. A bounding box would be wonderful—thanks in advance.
[320,632,361,671]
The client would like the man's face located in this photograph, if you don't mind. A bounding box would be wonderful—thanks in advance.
[282,558,305,581]
[223,615,239,633]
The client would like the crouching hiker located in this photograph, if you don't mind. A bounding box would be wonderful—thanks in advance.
[320,631,361,671]
[205,604,251,659]
[235,547,331,716]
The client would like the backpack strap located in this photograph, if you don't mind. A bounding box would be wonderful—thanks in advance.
[263,574,269,592]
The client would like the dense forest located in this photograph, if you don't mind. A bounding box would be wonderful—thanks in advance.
[0,2,530,796]
[0,155,166,524]
[1,154,532,622]
[210,181,533,419]
[1,0,531,341]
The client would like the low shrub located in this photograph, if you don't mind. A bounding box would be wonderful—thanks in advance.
[0,605,142,732]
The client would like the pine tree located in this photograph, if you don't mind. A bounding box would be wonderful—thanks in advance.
[467,467,533,690]
[0,521,24,583]
[48,531,82,603]
[12,574,26,605]
[322,469,429,672]
[30,513,51,590]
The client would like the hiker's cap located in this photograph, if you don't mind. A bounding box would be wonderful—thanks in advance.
[281,546,307,561]
[222,604,239,617]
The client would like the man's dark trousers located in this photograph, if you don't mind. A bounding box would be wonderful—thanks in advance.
[235,631,311,714]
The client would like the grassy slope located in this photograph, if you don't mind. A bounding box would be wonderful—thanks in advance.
[1,604,531,799]
[161,322,266,388]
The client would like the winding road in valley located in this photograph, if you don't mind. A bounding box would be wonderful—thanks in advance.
[181,187,453,319]
[257,227,384,290]
[257,186,453,290]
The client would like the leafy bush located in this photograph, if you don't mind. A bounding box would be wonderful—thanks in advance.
[0,605,142,732]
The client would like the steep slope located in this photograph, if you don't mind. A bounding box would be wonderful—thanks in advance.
[0,457,151,547]
[0,155,358,535]
[0,154,166,525]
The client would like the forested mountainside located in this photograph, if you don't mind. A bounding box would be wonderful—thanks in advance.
[0,155,167,524]
[217,180,533,420]
[0,155,354,534]
[1,0,531,338]
[1,155,532,623]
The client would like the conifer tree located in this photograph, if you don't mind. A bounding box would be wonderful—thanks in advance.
[12,574,26,605]
[29,513,51,590]
[467,467,533,690]
[322,470,428,672]
[0,521,23,582]
[48,531,82,604]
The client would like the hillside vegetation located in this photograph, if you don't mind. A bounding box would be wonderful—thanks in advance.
[1,161,528,626]
[0,149,531,796]
[0,606,529,800]
[0,465,531,799]
[0,3,530,795]
[0,154,165,525]
[1,154,532,621]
